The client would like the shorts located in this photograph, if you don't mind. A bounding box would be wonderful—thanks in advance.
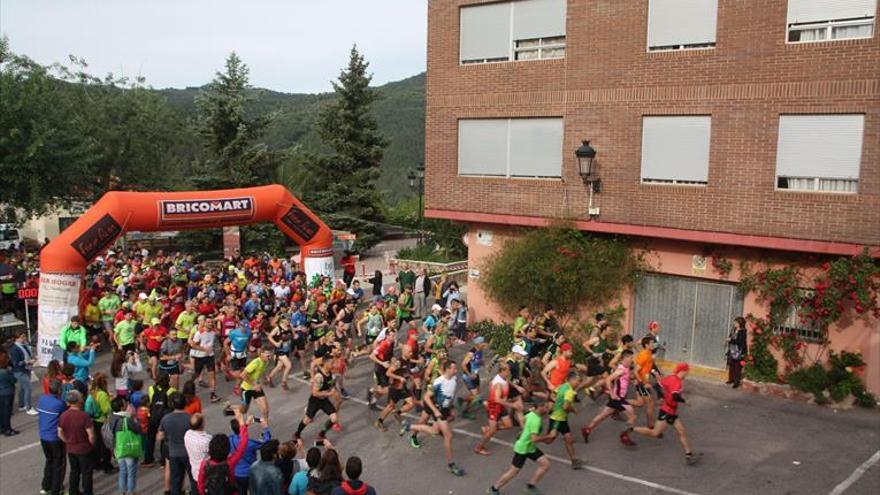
[431,406,452,422]
[512,449,544,469]
[242,389,265,407]
[120,343,137,353]
[462,374,481,391]
[658,410,678,425]
[374,365,389,387]
[229,355,247,371]
[635,383,652,398]
[103,320,114,331]
[389,387,410,404]
[606,399,631,412]
[549,419,570,435]
[146,349,161,359]
[159,363,181,375]
[292,337,306,351]
[487,403,507,422]
[586,358,607,377]
[306,396,336,418]
[194,356,215,374]
[275,349,291,358]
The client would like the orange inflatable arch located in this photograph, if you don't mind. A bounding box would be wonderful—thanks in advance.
[36,184,333,365]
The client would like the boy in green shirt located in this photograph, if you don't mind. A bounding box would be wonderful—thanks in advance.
[240,347,273,425]
[486,401,554,495]
[58,315,87,355]
[98,290,121,337]
[546,371,585,470]
[113,310,138,352]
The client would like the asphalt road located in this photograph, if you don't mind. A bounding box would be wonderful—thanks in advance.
[1,344,878,495]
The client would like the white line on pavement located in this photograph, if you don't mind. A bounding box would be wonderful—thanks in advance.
[828,449,880,495]
[0,441,40,458]
[293,377,702,495]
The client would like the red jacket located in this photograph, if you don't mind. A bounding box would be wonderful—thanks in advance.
[197,424,249,494]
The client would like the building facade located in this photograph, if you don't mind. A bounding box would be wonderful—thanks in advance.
[424,0,880,393]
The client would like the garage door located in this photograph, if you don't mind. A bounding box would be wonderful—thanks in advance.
[632,273,743,369]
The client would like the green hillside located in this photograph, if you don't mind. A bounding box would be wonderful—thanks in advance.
[157,72,425,203]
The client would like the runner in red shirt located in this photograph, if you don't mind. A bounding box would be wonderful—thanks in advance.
[632,362,701,465]
[474,362,520,455]
[140,318,168,379]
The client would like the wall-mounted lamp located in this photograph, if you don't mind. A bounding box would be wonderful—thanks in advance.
[575,140,601,193]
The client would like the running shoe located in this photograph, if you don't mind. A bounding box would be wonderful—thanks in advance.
[570,458,586,470]
[340,388,351,399]
[409,434,421,449]
[525,485,545,495]
[581,426,591,444]
[281,382,289,391]
[619,431,637,447]
[448,462,465,476]
[374,420,388,432]
[400,420,411,436]
[266,376,275,388]
[685,452,703,466]
[463,411,477,420]
[486,488,500,495]
[332,422,342,432]
[474,446,491,456]
[198,380,209,388]
[26,407,38,416]
[588,387,601,401]
[210,393,221,403]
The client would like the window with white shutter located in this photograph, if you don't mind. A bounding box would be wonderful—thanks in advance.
[787,0,876,42]
[775,115,864,193]
[647,0,718,51]
[460,0,566,64]
[458,118,563,178]
[640,116,712,185]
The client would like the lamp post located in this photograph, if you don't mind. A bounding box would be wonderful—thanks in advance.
[408,163,425,243]
[575,140,600,193]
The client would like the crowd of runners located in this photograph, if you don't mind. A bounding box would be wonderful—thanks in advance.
[0,246,700,495]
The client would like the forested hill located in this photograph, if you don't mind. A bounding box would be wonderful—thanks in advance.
[157,72,425,203]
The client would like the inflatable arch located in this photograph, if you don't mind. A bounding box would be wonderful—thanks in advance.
[37,184,334,365]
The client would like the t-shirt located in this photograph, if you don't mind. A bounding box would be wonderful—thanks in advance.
[190,330,216,358]
[635,349,654,382]
[114,320,137,346]
[138,302,163,324]
[59,408,93,455]
[160,338,184,366]
[550,383,575,422]
[241,358,268,391]
[37,394,67,442]
[175,311,197,339]
[99,295,122,322]
[660,375,683,415]
[160,411,191,458]
[330,481,378,495]
[431,375,457,410]
[142,325,168,352]
[514,411,542,455]
[228,327,250,354]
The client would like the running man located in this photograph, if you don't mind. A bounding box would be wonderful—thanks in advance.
[188,315,221,403]
[293,350,339,443]
[632,362,701,465]
[458,336,487,420]
[630,336,658,429]
[486,401,554,495]
[474,362,520,456]
[402,360,466,477]
[239,346,273,425]
[374,357,415,432]
[581,349,638,446]
[366,326,395,410]
[546,371,586,470]
[267,318,293,390]
[225,320,251,394]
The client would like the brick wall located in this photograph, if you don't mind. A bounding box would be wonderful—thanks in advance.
[425,0,880,246]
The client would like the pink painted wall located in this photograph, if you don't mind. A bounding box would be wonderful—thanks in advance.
[464,225,880,395]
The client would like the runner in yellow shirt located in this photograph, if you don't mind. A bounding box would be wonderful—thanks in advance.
[239,347,274,425]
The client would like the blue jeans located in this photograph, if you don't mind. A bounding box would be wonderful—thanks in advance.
[168,455,192,495]
[118,457,138,493]
[14,371,31,409]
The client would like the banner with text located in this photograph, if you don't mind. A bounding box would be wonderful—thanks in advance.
[36,273,81,366]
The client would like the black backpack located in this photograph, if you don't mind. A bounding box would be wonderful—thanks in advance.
[204,460,236,495]
[149,386,171,425]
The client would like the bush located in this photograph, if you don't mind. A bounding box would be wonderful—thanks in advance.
[786,351,875,407]
[471,320,514,356]
[396,244,462,264]
[786,364,831,404]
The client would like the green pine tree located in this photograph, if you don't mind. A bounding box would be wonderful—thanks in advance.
[304,45,389,251]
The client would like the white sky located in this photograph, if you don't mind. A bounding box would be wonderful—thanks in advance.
[1,0,427,93]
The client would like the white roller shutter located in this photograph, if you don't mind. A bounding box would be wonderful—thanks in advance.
[775,115,864,179]
[641,116,712,183]
[647,0,718,48]
[787,0,877,24]
[460,2,512,62]
[512,0,567,40]
[509,118,563,177]
[458,119,509,176]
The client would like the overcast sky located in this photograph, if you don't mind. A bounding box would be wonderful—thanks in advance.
[1,0,427,93]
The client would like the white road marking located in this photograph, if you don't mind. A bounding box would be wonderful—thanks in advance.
[828,449,880,495]
[293,377,701,495]
[0,441,40,458]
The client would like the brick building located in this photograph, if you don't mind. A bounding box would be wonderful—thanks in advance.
[424,0,880,393]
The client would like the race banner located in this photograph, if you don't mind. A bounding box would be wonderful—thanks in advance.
[304,256,335,283]
[36,273,81,366]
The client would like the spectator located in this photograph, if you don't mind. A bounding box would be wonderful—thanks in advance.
[197,408,251,495]
[396,264,415,294]
[109,395,143,495]
[184,413,212,484]
[230,417,272,494]
[143,372,174,467]
[37,379,68,495]
[58,390,96,495]
[58,315,87,360]
[182,379,202,414]
[289,447,322,495]
[84,372,113,473]
[727,316,748,389]
[0,349,17,435]
[275,439,307,489]
[340,251,356,288]
[367,271,382,302]
[65,341,97,385]
[331,456,378,495]
[42,359,65,395]
[308,448,343,495]
[157,392,193,495]
[9,330,37,415]
[111,350,143,398]
[249,439,283,495]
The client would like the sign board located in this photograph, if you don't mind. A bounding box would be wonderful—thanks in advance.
[36,273,81,366]
[17,287,38,300]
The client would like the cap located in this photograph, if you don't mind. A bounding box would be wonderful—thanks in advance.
[408,328,418,337]
[560,343,572,352]
[473,336,485,345]
[674,362,690,374]
[648,321,661,331]
[138,292,148,300]
[512,344,528,356]
[431,304,443,312]
[150,317,161,325]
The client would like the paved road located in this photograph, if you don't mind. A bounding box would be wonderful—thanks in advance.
[1,344,878,495]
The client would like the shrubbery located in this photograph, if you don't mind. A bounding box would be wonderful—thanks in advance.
[786,351,876,407]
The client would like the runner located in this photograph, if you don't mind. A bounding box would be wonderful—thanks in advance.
[356,304,384,354]
[188,315,221,403]
[374,357,415,432]
[293,350,339,443]
[545,371,586,470]
[458,336,487,420]
[239,346,273,425]
[473,362,520,456]
[289,303,311,378]
[141,317,168,379]
[630,336,658,429]
[540,343,579,395]
[266,318,293,390]
[632,362,701,465]
[486,401,554,495]
[158,329,184,389]
[581,323,614,399]
[366,326,396,410]
[225,318,251,396]
[581,349,638,446]
[401,360,466,477]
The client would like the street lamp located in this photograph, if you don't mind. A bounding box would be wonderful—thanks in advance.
[575,140,600,193]
[409,163,425,243]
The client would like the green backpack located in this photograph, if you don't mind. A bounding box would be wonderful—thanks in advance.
[114,417,143,459]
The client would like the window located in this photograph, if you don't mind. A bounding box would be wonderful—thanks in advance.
[787,0,876,42]
[640,116,711,185]
[460,0,566,64]
[647,0,718,51]
[775,115,864,193]
[773,290,824,343]
[458,118,563,178]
